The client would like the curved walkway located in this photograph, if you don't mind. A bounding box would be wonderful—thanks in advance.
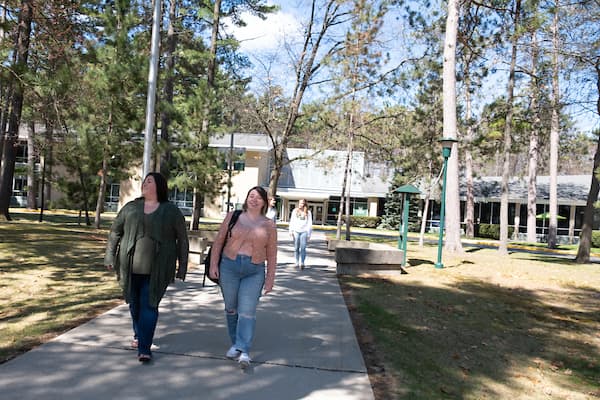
[0,230,374,400]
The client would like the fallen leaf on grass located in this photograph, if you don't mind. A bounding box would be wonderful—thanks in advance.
[440,386,455,395]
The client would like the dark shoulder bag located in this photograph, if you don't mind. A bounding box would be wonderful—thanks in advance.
[203,210,242,286]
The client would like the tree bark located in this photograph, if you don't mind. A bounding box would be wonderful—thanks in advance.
[547,2,560,248]
[94,112,113,228]
[575,136,600,264]
[464,72,475,238]
[499,0,521,255]
[192,0,222,230]
[26,120,37,209]
[575,57,600,263]
[159,0,178,178]
[0,0,33,220]
[336,141,351,240]
[527,30,541,243]
[442,0,463,253]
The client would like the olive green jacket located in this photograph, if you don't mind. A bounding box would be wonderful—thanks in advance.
[104,198,189,307]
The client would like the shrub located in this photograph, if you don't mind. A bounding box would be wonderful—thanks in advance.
[478,223,514,240]
[591,231,600,248]
[349,216,381,228]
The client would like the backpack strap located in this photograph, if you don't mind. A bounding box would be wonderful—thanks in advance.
[226,210,242,238]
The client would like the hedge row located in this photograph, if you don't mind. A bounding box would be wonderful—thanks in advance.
[477,223,514,240]
[592,231,600,248]
[348,216,381,228]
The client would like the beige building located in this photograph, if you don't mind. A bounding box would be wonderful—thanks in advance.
[117,133,393,224]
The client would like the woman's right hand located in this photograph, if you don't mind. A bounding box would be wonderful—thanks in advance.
[209,265,219,280]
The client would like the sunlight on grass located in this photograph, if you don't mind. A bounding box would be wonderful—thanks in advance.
[340,249,600,399]
[0,217,122,363]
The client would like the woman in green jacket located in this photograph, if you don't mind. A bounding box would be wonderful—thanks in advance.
[104,172,189,362]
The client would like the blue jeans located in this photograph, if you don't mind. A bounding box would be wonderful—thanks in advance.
[219,255,265,354]
[129,274,159,356]
[293,231,308,264]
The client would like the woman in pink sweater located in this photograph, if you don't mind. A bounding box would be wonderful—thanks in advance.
[209,186,277,369]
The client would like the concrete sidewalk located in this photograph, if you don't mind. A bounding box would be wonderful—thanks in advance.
[0,230,375,400]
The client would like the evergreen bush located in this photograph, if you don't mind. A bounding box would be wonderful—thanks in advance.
[591,231,600,248]
[478,223,514,240]
[349,215,381,228]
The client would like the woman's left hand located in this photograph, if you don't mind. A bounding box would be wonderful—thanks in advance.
[263,284,273,295]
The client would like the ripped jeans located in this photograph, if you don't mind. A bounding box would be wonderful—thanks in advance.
[219,254,265,354]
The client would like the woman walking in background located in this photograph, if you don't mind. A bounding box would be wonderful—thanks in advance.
[289,199,312,269]
[104,172,189,363]
[209,186,277,369]
[265,196,277,223]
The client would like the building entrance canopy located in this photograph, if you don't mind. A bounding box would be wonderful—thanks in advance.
[276,191,331,202]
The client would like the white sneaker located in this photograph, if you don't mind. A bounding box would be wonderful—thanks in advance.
[226,346,241,359]
[238,352,251,369]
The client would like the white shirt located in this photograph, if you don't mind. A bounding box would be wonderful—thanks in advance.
[266,207,277,222]
[288,208,312,237]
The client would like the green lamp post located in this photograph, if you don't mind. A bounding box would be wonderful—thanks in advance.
[435,137,458,269]
[396,184,421,267]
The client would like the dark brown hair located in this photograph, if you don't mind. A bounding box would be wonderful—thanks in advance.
[243,186,269,215]
[145,172,169,203]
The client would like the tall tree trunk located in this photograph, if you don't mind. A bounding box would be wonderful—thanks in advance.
[0,0,33,220]
[499,0,521,255]
[464,72,475,238]
[0,2,9,160]
[159,0,178,178]
[38,146,46,222]
[575,137,600,264]
[26,120,36,209]
[442,0,463,253]
[94,156,108,228]
[527,30,541,243]
[575,59,600,263]
[191,190,202,230]
[344,133,354,241]
[268,146,282,197]
[0,85,11,159]
[94,112,114,228]
[192,0,222,230]
[547,2,560,248]
[77,164,91,226]
[94,114,109,228]
[336,141,351,240]
[419,162,435,246]
[43,122,53,208]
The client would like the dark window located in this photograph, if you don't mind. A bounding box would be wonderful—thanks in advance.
[15,142,27,163]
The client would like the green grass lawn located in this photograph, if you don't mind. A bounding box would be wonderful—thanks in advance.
[339,243,600,399]
[0,212,122,363]
[2,213,600,400]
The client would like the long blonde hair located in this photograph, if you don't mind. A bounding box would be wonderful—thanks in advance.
[295,199,308,217]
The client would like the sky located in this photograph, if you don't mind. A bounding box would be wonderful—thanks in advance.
[225,8,302,53]
[224,1,599,135]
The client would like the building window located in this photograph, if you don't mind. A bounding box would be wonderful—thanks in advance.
[170,187,194,215]
[352,198,368,216]
[221,149,246,171]
[15,142,27,164]
[12,176,27,197]
[104,183,120,211]
[326,197,369,221]
[233,160,245,171]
